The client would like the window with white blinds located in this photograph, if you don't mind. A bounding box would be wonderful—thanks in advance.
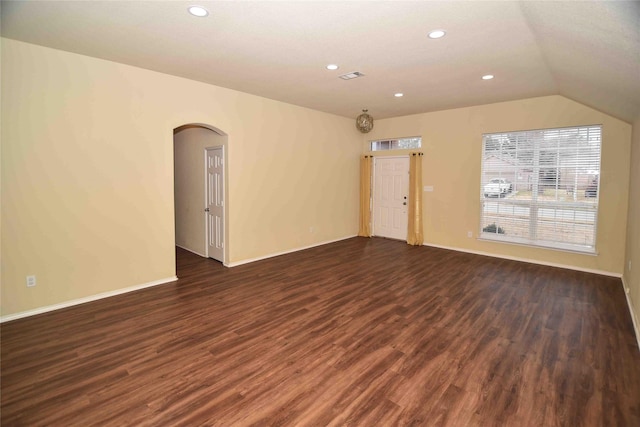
[480,125,601,253]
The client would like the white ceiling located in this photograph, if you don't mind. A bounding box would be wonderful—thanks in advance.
[2,1,639,122]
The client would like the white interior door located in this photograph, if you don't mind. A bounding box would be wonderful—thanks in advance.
[373,156,409,240]
[206,147,224,262]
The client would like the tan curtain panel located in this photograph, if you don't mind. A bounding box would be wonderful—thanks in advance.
[407,152,424,245]
[358,155,373,237]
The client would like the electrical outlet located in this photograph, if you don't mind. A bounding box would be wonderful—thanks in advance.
[467,231,473,238]
[26,275,36,287]
[309,226,314,233]
[629,260,632,272]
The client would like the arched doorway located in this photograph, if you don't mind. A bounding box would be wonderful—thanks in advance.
[173,124,228,264]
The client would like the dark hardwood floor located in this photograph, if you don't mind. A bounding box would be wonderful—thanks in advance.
[2,237,639,426]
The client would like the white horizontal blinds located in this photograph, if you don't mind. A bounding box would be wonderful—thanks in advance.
[480,125,601,253]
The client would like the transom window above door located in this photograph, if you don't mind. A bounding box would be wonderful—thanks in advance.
[370,136,421,151]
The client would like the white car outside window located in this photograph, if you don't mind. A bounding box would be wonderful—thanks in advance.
[483,178,512,197]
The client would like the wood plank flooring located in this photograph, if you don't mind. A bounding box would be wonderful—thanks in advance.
[2,237,639,426]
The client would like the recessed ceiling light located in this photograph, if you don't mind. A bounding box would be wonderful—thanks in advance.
[394,93,404,97]
[428,30,446,39]
[188,6,209,17]
[482,74,495,80]
[326,64,339,71]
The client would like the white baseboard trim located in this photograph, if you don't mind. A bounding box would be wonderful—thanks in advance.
[423,242,621,278]
[226,235,358,267]
[176,244,206,258]
[622,276,640,351]
[0,276,178,324]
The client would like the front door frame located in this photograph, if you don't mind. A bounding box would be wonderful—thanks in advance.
[372,155,410,241]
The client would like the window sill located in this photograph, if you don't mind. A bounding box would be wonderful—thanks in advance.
[478,235,598,256]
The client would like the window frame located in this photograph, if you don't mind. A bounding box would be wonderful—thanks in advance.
[479,125,602,254]
[370,136,421,152]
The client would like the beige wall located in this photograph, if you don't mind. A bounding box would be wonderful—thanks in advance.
[1,37,634,321]
[174,126,227,258]
[1,39,360,317]
[365,96,632,275]
[624,115,640,339]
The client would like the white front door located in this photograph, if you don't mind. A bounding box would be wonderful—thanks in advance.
[373,156,409,240]
[206,147,224,262]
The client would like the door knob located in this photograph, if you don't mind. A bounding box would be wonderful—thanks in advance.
[205,208,210,212]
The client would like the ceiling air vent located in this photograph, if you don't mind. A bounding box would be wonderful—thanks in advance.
[339,71,365,80]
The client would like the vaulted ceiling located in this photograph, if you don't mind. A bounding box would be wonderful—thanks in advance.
[2,1,639,122]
